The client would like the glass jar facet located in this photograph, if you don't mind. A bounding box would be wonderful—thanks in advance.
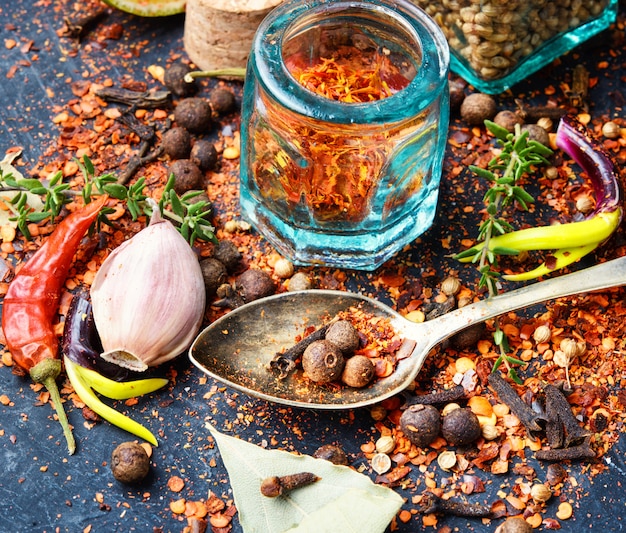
[240,0,450,270]
[411,0,618,94]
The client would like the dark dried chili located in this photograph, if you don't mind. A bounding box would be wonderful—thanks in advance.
[1,195,107,454]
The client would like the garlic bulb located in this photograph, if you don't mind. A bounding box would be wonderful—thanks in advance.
[91,206,206,371]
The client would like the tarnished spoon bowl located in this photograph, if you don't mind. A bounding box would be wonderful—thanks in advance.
[189,256,626,409]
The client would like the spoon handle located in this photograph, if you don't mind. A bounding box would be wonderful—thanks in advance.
[427,256,626,341]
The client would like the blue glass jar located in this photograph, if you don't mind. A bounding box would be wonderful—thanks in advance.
[413,0,618,94]
[240,0,450,271]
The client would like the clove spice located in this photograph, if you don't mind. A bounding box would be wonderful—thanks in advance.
[543,384,590,448]
[487,372,545,436]
[260,472,320,497]
[514,99,568,122]
[535,437,596,462]
[61,6,108,41]
[94,87,171,109]
[267,323,333,379]
[402,385,467,408]
[416,492,492,518]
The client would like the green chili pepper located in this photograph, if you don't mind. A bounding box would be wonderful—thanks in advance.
[502,242,599,281]
[64,355,167,445]
[459,209,620,257]
[457,116,622,280]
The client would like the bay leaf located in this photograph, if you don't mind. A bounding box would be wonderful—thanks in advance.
[207,423,404,533]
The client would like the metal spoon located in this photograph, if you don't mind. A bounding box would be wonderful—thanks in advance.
[189,256,626,409]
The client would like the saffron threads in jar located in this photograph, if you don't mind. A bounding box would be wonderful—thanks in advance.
[286,48,411,103]
[252,44,421,224]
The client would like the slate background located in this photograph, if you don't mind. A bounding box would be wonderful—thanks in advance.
[0,1,625,532]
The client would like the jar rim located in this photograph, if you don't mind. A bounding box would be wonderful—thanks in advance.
[250,0,450,124]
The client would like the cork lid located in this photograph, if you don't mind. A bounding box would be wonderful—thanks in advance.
[218,0,283,13]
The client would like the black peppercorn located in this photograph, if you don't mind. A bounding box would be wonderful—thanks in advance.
[190,139,218,171]
[111,442,150,484]
[399,404,441,448]
[209,87,237,115]
[441,407,481,446]
[162,127,192,160]
[313,444,349,465]
[235,269,275,302]
[199,257,228,297]
[341,355,375,388]
[325,320,360,355]
[174,97,213,134]
[168,159,203,194]
[163,62,197,97]
[302,340,345,383]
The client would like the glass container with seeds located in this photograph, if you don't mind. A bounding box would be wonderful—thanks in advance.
[240,0,450,270]
[411,0,618,93]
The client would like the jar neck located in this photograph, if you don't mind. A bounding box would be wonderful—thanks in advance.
[249,0,449,125]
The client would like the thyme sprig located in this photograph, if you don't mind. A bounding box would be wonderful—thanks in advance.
[456,120,552,382]
[0,154,216,245]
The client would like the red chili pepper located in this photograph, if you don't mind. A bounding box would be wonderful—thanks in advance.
[2,195,108,454]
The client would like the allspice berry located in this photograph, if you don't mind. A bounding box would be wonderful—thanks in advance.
[302,340,345,383]
[209,88,237,115]
[325,320,360,355]
[451,322,485,350]
[460,93,497,125]
[199,257,228,297]
[493,110,524,132]
[168,159,203,194]
[111,442,150,484]
[313,444,349,465]
[441,407,481,446]
[399,404,441,448]
[162,127,192,160]
[448,77,466,110]
[494,516,532,533]
[212,240,242,273]
[174,97,213,133]
[521,124,550,146]
[341,355,375,388]
[163,62,197,97]
[235,269,275,302]
[190,139,218,171]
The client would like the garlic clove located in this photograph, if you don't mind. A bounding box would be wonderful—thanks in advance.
[91,207,206,371]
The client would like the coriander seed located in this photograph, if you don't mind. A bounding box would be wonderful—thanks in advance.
[601,120,620,139]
